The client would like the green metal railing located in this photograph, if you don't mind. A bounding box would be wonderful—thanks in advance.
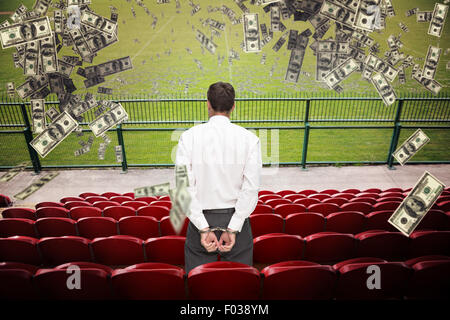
[0,93,449,173]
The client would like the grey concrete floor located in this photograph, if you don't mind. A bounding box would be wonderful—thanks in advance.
[0,164,449,208]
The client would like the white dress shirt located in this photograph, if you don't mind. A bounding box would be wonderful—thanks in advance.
[175,115,262,232]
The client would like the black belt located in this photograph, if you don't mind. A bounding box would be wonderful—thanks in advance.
[202,208,235,214]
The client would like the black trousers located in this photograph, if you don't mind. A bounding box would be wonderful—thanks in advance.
[184,208,253,274]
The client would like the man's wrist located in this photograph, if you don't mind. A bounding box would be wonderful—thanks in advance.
[226,228,238,234]
[198,227,210,234]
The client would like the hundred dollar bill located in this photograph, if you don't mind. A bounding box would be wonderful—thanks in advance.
[33,0,51,16]
[320,0,356,29]
[272,31,288,52]
[6,82,15,98]
[417,11,432,22]
[10,4,28,23]
[398,66,406,84]
[30,111,78,158]
[69,28,93,59]
[175,165,189,188]
[14,171,59,200]
[405,8,418,17]
[16,74,48,99]
[388,171,445,237]
[422,46,441,80]
[371,72,397,106]
[24,41,39,76]
[353,0,381,32]
[365,54,398,82]
[0,17,52,49]
[134,182,171,198]
[270,6,281,32]
[323,58,359,90]
[31,99,46,134]
[45,107,59,122]
[393,129,430,166]
[84,56,133,78]
[169,187,191,234]
[0,161,28,183]
[195,30,217,54]
[115,145,123,163]
[428,3,448,38]
[40,35,58,74]
[412,70,442,95]
[80,10,117,35]
[88,103,128,137]
[285,48,306,83]
[243,13,261,53]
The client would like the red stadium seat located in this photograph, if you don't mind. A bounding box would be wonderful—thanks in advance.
[250,204,273,215]
[297,190,318,196]
[0,218,37,238]
[406,261,450,299]
[133,196,157,204]
[265,198,291,208]
[103,206,136,220]
[258,190,275,197]
[35,218,77,237]
[2,208,36,220]
[249,214,284,238]
[60,196,84,203]
[293,198,320,207]
[79,192,99,199]
[276,190,297,197]
[437,196,450,206]
[304,232,355,263]
[159,216,189,237]
[308,194,331,201]
[149,200,171,210]
[341,189,360,194]
[118,216,159,240]
[0,269,37,299]
[332,257,387,271]
[284,212,325,237]
[0,236,41,265]
[77,217,118,239]
[92,201,120,210]
[38,236,92,265]
[122,192,135,199]
[307,203,340,217]
[111,263,186,299]
[187,261,260,300]
[55,262,113,274]
[322,197,348,206]
[69,206,102,220]
[123,201,150,210]
[259,194,282,203]
[137,206,170,220]
[64,201,92,210]
[35,207,70,219]
[378,194,404,202]
[417,209,449,231]
[348,197,377,205]
[91,235,145,266]
[274,203,307,218]
[101,192,121,199]
[437,200,450,213]
[35,202,64,209]
[355,192,380,199]
[253,233,304,266]
[335,262,412,300]
[404,255,450,267]
[144,236,185,266]
[332,193,355,200]
[110,196,134,204]
[383,188,403,193]
[261,261,337,300]
[0,194,12,208]
[365,210,396,232]
[409,231,450,257]
[320,189,340,195]
[0,261,39,274]
[326,211,365,234]
[34,268,111,300]
[158,195,171,201]
[362,188,382,194]
[356,231,409,260]
[340,202,373,215]
[283,194,306,202]
[372,201,401,211]
[84,196,109,204]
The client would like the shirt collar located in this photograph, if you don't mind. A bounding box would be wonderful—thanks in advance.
[208,115,231,123]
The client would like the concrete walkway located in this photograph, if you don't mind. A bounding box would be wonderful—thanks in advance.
[1,164,449,208]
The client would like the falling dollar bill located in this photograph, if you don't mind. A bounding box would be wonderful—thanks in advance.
[285,48,306,83]
[134,182,171,198]
[88,103,128,137]
[393,129,430,166]
[422,46,441,80]
[80,10,118,35]
[0,17,52,49]
[30,111,78,158]
[175,165,189,188]
[371,72,397,106]
[323,58,359,90]
[169,187,191,234]
[115,145,123,163]
[6,82,15,98]
[14,171,59,200]
[416,11,432,22]
[31,99,46,134]
[0,161,28,183]
[428,3,448,38]
[388,171,445,237]
[243,13,261,53]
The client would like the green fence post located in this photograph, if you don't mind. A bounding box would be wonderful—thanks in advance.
[20,103,41,173]
[387,99,404,169]
[301,99,310,170]
[116,125,128,173]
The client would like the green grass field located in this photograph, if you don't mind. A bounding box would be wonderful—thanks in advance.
[0,0,449,168]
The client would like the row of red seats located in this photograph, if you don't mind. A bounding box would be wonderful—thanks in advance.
[0,194,12,208]
[1,231,449,267]
[2,209,448,241]
[1,256,449,300]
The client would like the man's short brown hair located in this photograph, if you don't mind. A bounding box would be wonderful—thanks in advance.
[207,82,235,113]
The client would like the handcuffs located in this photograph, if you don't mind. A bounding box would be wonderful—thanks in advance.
[199,227,238,234]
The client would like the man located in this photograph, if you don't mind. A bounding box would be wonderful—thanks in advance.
[176,82,262,274]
